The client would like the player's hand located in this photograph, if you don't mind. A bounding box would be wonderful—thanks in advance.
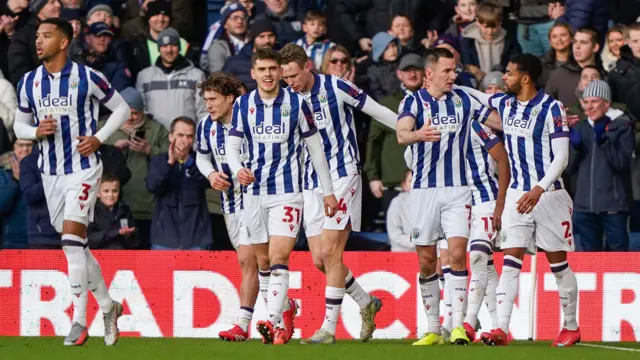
[369,180,384,198]
[324,194,338,217]
[567,113,580,127]
[77,136,101,156]
[493,199,505,231]
[516,186,544,214]
[119,227,136,236]
[36,115,57,137]
[237,168,255,186]
[129,137,151,155]
[208,171,231,191]
[415,118,441,142]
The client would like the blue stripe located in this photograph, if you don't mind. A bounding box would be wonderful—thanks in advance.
[551,262,569,273]
[517,95,545,191]
[238,96,253,195]
[268,101,282,195]
[285,93,299,193]
[426,94,440,188]
[485,147,499,200]
[504,96,519,189]
[41,74,57,175]
[59,71,73,174]
[325,77,347,178]
[457,90,471,186]
[467,125,489,205]
[412,94,424,188]
[503,258,523,269]
[310,89,332,186]
[254,96,265,196]
[77,65,91,170]
[443,97,456,186]
[534,98,554,186]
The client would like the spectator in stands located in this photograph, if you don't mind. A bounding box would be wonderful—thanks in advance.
[388,14,425,55]
[320,45,355,82]
[0,139,33,249]
[556,0,609,45]
[480,71,505,94]
[201,2,249,74]
[367,32,401,100]
[365,53,422,213]
[60,8,83,39]
[60,0,82,8]
[122,0,194,42]
[567,80,635,251]
[136,28,207,130]
[433,34,477,88]
[294,10,334,71]
[254,0,303,45]
[222,18,277,90]
[103,87,168,248]
[88,173,139,249]
[128,0,195,77]
[545,28,601,109]
[539,22,572,87]
[0,0,30,77]
[386,169,414,252]
[460,2,521,83]
[8,0,61,87]
[569,65,627,119]
[19,146,60,249]
[445,0,477,41]
[73,22,132,92]
[601,24,628,73]
[0,75,17,141]
[87,3,115,27]
[610,24,640,122]
[513,0,563,58]
[146,116,212,250]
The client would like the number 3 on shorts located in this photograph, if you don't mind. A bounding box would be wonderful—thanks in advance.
[282,206,301,224]
[78,183,91,201]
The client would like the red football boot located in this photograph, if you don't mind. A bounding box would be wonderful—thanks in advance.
[282,299,298,342]
[552,328,581,347]
[273,328,288,345]
[219,325,249,342]
[480,328,509,346]
[256,320,275,344]
[463,322,476,341]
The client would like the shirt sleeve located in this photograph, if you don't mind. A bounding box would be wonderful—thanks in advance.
[16,75,32,114]
[88,69,116,104]
[298,96,318,138]
[471,121,500,150]
[335,78,367,110]
[196,119,212,154]
[229,97,245,138]
[468,93,492,124]
[546,101,569,139]
[397,94,418,120]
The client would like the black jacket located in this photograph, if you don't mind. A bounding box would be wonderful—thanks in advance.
[88,201,138,249]
[567,112,636,213]
[609,46,640,121]
[8,15,39,87]
[100,144,131,187]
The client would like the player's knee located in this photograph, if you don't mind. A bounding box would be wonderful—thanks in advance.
[269,254,288,266]
[448,245,467,268]
[63,245,86,265]
[469,249,489,267]
[237,249,257,273]
[417,251,437,275]
[312,254,325,272]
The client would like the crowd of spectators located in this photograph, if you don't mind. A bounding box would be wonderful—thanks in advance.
[1,0,640,251]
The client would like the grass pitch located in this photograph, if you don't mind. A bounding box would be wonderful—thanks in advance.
[1,338,639,360]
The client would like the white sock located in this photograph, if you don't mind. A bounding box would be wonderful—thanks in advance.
[497,255,522,333]
[267,265,289,326]
[62,237,88,325]
[85,248,113,314]
[321,286,345,335]
[442,266,452,332]
[485,257,499,329]
[237,306,253,332]
[73,292,88,327]
[465,246,490,326]
[258,270,270,307]
[449,269,469,329]
[345,270,371,309]
[551,261,578,331]
[419,273,441,334]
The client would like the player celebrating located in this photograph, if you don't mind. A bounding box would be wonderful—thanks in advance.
[278,43,398,344]
[396,48,496,346]
[455,53,579,347]
[225,48,338,345]
[13,18,131,346]
[195,72,298,342]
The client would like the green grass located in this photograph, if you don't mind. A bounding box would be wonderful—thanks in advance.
[1,338,639,360]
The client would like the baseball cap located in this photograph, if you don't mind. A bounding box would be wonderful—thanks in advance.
[398,53,424,71]
[88,22,114,37]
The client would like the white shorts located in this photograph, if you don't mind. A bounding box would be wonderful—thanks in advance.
[409,187,471,246]
[468,200,498,252]
[502,188,575,252]
[42,163,103,234]
[303,174,362,237]
[244,193,303,245]
[224,210,250,249]
[436,239,448,258]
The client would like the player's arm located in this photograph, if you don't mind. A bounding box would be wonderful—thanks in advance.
[396,93,441,145]
[195,120,215,178]
[453,84,493,108]
[463,89,503,131]
[404,147,413,169]
[225,98,254,186]
[336,77,396,130]
[13,76,38,140]
[89,70,131,144]
[487,140,510,230]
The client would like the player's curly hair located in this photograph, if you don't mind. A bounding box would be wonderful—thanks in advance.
[198,72,244,98]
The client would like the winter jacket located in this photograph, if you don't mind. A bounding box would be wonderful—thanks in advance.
[7,15,39,87]
[0,1,30,78]
[538,50,566,88]
[222,44,257,91]
[0,164,27,249]
[254,6,303,45]
[609,45,640,122]
[557,0,609,45]
[101,114,169,220]
[120,0,194,42]
[136,56,207,130]
[18,148,60,246]
[0,78,17,140]
[567,110,635,213]
[203,37,240,75]
[72,46,133,92]
[100,144,132,187]
[128,33,195,78]
[88,201,138,249]
[544,60,582,109]
[460,23,522,74]
[515,0,552,24]
[367,61,400,101]
[445,20,474,42]
[146,152,212,249]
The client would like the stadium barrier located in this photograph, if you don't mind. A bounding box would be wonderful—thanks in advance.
[0,251,638,341]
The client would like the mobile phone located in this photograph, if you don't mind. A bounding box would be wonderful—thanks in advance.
[134,129,146,139]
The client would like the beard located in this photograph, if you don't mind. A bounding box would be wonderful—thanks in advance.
[505,82,522,95]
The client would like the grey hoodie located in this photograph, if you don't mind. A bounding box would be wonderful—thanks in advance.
[462,23,507,73]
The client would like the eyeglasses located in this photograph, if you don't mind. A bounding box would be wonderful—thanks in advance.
[229,15,248,22]
[330,58,349,65]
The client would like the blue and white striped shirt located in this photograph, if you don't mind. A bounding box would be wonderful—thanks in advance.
[481,90,568,192]
[17,60,115,175]
[196,116,248,214]
[299,74,365,190]
[229,88,317,195]
[399,88,491,189]
[467,121,500,205]
[294,37,335,71]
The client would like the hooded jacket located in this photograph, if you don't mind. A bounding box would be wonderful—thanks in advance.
[460,23,521,73]
[609,45,640,122]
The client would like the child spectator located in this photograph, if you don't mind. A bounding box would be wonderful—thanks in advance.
[388,14,424,55]
[445,0,477,40]
[386,169,414,252]
[294,10,335,71]
[460,2,521,82]
[88,173,138,250]
[367,32,402,100]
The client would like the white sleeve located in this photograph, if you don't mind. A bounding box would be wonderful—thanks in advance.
[94,92,131,143]
[196,152,215,178]
[386,198,408,248]
[453,84,493,108]
[359,96,396,130]
[404,147,412,168]
[304,131,334,196]
[225,133,244,177]
[535,137,569,191]
[13,110,37,140]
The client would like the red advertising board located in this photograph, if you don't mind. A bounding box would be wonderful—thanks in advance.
[0,251,638,341]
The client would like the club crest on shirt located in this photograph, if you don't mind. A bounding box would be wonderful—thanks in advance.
[280,104,291,118]
[454,96,463,108]
[530,106,541,121]
[318,89,328,104]
[69,77,79,89]
[411,229,420,240]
